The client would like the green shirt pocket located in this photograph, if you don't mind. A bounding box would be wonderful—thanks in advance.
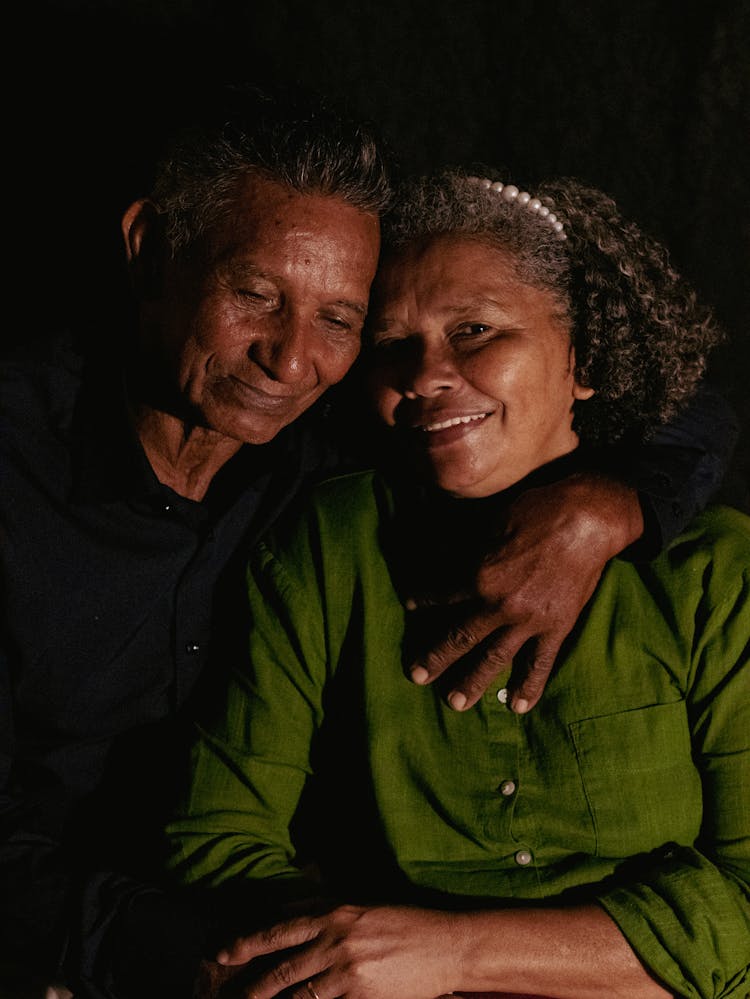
[570,700,703,858]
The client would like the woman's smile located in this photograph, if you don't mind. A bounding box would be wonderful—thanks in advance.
[368,234,593,497]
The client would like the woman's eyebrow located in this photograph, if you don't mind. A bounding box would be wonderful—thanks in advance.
[443,296,511,316]
[367,316,399,333]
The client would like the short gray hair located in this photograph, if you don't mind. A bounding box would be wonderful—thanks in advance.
[150,85,392,256]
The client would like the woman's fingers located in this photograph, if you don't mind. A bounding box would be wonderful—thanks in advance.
[216,914,323,965]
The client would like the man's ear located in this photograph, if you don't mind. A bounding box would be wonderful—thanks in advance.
[121,198,167,300]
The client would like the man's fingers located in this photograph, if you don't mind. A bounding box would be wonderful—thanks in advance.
[507,637,562,714]
[409,612,498,687]
[440,631,530,711]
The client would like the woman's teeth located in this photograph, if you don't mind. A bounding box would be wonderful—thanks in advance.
[422,413,487,432]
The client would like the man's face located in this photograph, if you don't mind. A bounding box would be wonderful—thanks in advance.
[154,175,380,444]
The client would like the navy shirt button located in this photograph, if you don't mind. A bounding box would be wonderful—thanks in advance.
[186,641,201,654]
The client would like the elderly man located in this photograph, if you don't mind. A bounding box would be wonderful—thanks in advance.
[0,85,737,999]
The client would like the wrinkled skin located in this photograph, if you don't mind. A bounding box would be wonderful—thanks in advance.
[123,175,381,497]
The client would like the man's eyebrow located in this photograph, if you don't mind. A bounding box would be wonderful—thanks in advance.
[221,259,367,315]
[223,260,275,281]
[335,299,367,317]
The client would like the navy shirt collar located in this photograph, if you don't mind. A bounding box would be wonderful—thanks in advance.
[67,348,314,515]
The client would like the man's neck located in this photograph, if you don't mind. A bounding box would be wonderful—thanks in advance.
[133,403,244,502]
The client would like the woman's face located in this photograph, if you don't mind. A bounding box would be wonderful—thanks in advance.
[367,234,594,498]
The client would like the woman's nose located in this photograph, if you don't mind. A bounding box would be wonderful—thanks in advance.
[403,341,461,399]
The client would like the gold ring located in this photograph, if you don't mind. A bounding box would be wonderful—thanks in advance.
[306,981,321,999]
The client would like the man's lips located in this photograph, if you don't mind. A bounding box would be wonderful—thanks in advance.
[226,375,309,407]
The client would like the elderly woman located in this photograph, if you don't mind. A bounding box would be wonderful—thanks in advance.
[166,171,749,999]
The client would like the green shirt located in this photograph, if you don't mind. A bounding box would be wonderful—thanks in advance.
[167,471,750,999]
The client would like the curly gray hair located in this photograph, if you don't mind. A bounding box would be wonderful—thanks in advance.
[380,168,724,444]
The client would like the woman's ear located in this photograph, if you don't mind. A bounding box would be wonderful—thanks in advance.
[121,198,166,299]
[568,346,595,400]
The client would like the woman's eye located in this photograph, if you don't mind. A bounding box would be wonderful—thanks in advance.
[371,336,405,353]
[456,323,493,338]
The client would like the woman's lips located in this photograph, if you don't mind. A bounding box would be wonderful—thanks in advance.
[406,411,492,445]
[419,412,489,432]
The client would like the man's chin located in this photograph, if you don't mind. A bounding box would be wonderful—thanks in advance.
[208,406,304,446]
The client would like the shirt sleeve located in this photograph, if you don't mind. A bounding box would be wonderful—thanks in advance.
[595,555,750,998]
[611,380,740,556]
[0,643,206,999]
[165,521,329,929]
[0,632,72,987]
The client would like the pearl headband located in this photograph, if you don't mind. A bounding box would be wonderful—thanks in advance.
[468,176,567,241]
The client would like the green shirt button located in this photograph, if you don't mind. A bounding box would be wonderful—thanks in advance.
[515,849,532,866]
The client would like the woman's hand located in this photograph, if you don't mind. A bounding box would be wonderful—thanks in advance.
[407,472,644,713]
[209,901,673,999]
[214,903,465,999]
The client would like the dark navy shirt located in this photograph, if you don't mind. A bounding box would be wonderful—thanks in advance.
[0,334,340,997]
[0,332,739,998]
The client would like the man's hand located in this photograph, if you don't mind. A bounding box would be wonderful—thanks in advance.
[407,473,644,713]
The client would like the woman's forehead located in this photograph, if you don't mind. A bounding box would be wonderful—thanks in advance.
[373,233,544,310]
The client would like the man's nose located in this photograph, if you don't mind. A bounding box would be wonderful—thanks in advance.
[249,315,312,384]
[403,340,461,399]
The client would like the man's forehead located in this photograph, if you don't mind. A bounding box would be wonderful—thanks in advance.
[235,173,356,221]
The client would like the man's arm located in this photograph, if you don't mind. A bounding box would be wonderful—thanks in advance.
[0,638,72,989]
[623,380,740,555]
[406,380,739,713]
[0,639,207,999]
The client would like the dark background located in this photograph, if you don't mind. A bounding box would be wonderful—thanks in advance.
[11,0,749,510]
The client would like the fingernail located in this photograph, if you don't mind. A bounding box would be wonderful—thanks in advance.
[411,666,430,684]
[511,697,529,714]
[448,690,467,711]
[216,950,229,964]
